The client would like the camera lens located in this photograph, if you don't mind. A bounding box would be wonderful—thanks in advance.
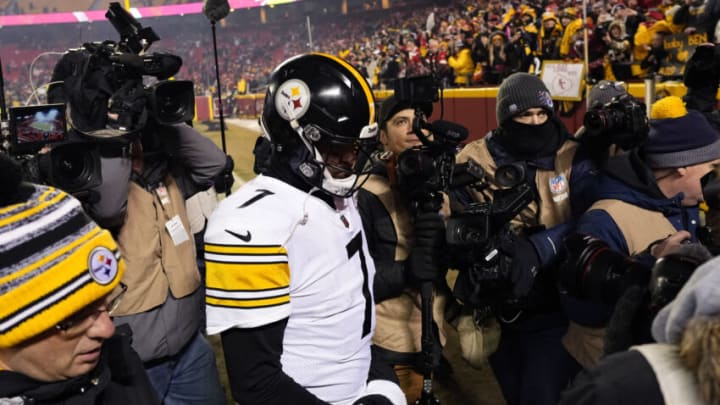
[49,145,95,191]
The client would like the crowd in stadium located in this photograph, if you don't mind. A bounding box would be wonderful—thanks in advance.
[0,0,716,106]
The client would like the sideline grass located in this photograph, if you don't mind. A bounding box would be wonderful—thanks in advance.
[195,119,261,189]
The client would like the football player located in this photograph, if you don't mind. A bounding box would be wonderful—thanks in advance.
[203,53,405,405]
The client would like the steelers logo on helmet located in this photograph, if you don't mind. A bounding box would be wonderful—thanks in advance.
[88,246,120,285]
[274,79,311,123]
[261,53,378,198]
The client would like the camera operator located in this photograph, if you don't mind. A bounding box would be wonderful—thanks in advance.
[47,57,228,404]
[357,95,450,403]
[560,95,720,370]
[453,72,598,405]
[559,251,720,405]
[0,153,160,404]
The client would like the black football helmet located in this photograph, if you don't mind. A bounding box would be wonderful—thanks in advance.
[261,53,378,197]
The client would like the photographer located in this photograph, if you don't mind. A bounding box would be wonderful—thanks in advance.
[559,251,720,405]
[561,95,720,369]
[357,95,450,403]
[47,46,227,404]
[453,72,596,405]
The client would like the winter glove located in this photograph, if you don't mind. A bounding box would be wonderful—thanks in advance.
[407,211,446,283]
[497,231,540,298]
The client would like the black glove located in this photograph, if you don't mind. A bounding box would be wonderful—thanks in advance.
[497,231,540,298]
[407,211,446,283]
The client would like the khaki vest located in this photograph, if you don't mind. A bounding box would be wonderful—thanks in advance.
[115,174,200,315]
[455,138,577,230]
[563,199,677,368]
[587,199,678,255]
[362,174,448,353]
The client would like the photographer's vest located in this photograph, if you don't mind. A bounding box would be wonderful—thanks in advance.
[455,138,577,229]
[114,174,201,315]
[362,173,448,354]
[563,199,677,368]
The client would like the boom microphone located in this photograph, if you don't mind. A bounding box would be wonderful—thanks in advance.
[430,120,469,144]
[203,0,230,22]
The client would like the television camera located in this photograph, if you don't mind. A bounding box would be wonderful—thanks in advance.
[0,2,194,198]
[392,75,482,213]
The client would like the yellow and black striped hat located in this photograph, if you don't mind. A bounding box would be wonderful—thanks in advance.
[0,185,125,347]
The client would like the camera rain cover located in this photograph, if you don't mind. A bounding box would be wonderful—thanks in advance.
[52,49,145,139]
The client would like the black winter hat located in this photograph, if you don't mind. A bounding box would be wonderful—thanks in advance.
[496,73,554,125]
[644,96,720,169]
[378,95,433,129]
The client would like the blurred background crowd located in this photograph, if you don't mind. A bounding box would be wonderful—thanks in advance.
[0,0,716,107]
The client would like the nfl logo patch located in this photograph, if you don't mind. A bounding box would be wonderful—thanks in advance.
[549,174,567,195]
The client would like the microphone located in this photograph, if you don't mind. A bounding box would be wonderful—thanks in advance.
[203,0,230,22]
[430,120,469,144]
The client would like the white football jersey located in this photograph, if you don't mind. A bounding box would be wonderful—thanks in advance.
[204,175,376,404]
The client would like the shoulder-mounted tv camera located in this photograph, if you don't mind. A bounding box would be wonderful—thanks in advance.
[0,2,195,198]
[392,76,483,212]
[447,163,537,310]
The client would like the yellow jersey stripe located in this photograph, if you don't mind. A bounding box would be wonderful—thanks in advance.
[206,261,290,291]
[206,294,290,309]
[204,243,287,256]
[312,52,375,123]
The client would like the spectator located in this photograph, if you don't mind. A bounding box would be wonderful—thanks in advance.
[0,154,160,404]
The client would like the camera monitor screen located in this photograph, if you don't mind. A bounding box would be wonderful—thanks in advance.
[9,104,67,152]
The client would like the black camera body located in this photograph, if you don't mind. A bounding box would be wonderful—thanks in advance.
[448,164,536,310]
[583,94,648,150]
[392,75,479,212]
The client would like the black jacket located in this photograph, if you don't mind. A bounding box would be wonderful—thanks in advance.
[559,349,663,404]
[0,326,160,405]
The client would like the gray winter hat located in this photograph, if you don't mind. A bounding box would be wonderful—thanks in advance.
[496,72,554,125]
[652,255,720,344]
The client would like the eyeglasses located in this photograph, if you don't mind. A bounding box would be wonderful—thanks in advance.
[55,283,127,334]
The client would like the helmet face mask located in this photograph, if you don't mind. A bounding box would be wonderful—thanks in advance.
[261,53,378,197]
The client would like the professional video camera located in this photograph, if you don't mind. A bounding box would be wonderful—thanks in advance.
[447,163,537,311]
[0,2,194,198]
[582,93,649,150]
[392,75,483,212]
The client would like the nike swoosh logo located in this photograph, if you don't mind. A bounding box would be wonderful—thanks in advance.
[225,229,252,242]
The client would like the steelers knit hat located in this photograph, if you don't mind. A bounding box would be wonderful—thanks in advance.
[643,96,720,169]
[496,72,554,125]
[0,183,125,347]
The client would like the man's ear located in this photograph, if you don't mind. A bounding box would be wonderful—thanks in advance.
[676,167,688,177]
[379,129,388,147]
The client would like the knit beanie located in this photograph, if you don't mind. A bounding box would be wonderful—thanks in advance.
[588,80,627,109]
[643,96,720,169]
[379,95,433,129]
[0,185,125,348]
[652,254,720,344]
[496,73,554,125]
